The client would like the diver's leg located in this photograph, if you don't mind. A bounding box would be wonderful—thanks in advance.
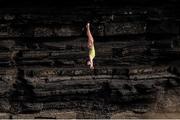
[86,23,94,45]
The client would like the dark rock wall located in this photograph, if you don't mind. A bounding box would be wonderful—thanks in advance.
[0,0,180,119]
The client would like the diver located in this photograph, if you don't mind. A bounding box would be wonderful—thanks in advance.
[86,22,96,69]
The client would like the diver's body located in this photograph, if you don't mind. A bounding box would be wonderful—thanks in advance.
[86,23,95,69]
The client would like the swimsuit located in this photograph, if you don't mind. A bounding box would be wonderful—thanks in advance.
[89,46,95,59]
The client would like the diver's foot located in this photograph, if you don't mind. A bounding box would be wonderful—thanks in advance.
[86,22,90,29]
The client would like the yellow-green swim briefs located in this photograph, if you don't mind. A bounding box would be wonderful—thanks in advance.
[89,46,95,59]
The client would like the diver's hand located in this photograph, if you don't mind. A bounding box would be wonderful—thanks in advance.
[90,66,94,69]
[90,63,94,69]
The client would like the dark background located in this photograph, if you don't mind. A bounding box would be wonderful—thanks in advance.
[0,0,180,119]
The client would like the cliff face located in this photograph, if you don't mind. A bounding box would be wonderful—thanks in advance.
[0,0,180,119]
